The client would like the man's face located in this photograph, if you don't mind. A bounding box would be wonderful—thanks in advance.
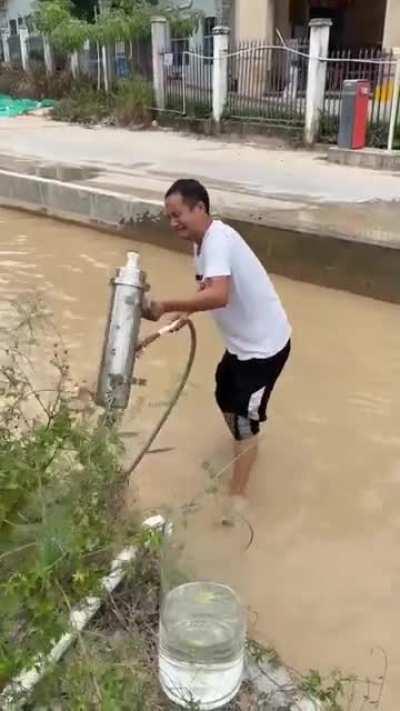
[165,193,207,241]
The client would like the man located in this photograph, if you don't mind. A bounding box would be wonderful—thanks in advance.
[145,179,291,521]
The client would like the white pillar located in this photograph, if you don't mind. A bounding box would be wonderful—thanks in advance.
[1,31,11,64]
[212,25,229,125]
[19,28,30,72]
[305,18,332,146]
[101,45,109,92]
[151,16,170,111]
[43,36,55,75]
[70,50,79,79]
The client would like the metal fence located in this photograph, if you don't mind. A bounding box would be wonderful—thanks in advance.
[164,38,213,116]
[26,35,45,70]
[8,34,22,68]
[110,38,152,83]
[321,48,396,147]
[77,39,152,87]
[226,41,308,126]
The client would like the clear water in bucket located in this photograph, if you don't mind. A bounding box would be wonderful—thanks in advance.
[159,581,246,710]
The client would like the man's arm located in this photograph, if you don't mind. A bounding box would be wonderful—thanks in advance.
[144,276,230,321]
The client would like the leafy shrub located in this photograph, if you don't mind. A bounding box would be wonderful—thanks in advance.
[52,83,115,124]
[52,76,154,127]
[0,300,128,690]
[114,77,154,126]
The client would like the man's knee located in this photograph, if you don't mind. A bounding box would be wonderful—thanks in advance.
[222,412,260,441]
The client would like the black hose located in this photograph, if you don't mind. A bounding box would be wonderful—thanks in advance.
[122,320,197,480]
[120,320,254,550]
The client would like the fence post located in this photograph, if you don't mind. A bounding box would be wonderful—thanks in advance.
[1,30,11,64]
[102,45,112,92]
[212,26,229,126]
[70,50,79,79]
[19,28,30,72]
[305,18,332,146]
[43,36,55,75]
[151,16,169,111]
[388,48,400,151]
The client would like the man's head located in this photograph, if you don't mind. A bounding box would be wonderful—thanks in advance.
[165,179,211,242]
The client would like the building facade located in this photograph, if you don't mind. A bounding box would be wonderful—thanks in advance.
[0,0,34,34]
[383,0,400,50]
[225,0,400,51]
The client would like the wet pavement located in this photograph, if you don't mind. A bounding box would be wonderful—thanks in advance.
[0,207,399,708]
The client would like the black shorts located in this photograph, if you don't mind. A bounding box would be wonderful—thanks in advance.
[215,340,291,440]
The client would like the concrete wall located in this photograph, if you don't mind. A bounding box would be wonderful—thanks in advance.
[235,0,275,42]
[383,0,400,49]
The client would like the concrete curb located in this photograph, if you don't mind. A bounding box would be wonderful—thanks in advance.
[0,169,399,304]
[0,169,163,230]
[328,146,400,171]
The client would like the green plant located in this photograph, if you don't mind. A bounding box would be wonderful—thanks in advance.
[299,669,356,710]
[35,0,201,54]
[0,300,131,694]
[52,83,115,124]
[114,77,154,126]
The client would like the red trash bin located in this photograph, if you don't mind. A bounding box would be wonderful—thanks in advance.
[338,79,370,150]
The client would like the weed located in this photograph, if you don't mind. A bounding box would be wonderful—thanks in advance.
[52,76,154,126]
[52,83,115,124]
[0,66,74,101]
[114,77,154,126]
[0,300,130,696]
[299,669,356,710]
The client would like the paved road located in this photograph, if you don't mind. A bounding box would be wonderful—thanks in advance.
[1,114,400,243]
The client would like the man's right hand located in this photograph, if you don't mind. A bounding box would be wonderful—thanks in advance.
[168,313,191,332]
[142,298,164,322]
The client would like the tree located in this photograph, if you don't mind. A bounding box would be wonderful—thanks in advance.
[36,0,200,52]
[72,0,96,22]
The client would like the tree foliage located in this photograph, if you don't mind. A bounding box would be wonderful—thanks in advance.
[35,0,201,52]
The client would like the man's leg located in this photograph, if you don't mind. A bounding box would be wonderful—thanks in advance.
[230,434,258,497]
[220,414,259,523]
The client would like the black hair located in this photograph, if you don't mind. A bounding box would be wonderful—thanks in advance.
[165,179,210,214]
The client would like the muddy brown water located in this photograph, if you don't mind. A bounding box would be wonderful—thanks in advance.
[0,208,399,709]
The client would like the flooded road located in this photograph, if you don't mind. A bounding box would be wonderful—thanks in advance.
[1,208,399,708]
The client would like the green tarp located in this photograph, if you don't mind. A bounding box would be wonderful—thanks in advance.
[0,94,55,118]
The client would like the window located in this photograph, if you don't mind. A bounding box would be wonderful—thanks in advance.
[18,16,24,27]
[203,17,216,59]
[9,19,17,35]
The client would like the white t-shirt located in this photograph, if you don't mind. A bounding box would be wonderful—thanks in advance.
[194,220,291,360]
